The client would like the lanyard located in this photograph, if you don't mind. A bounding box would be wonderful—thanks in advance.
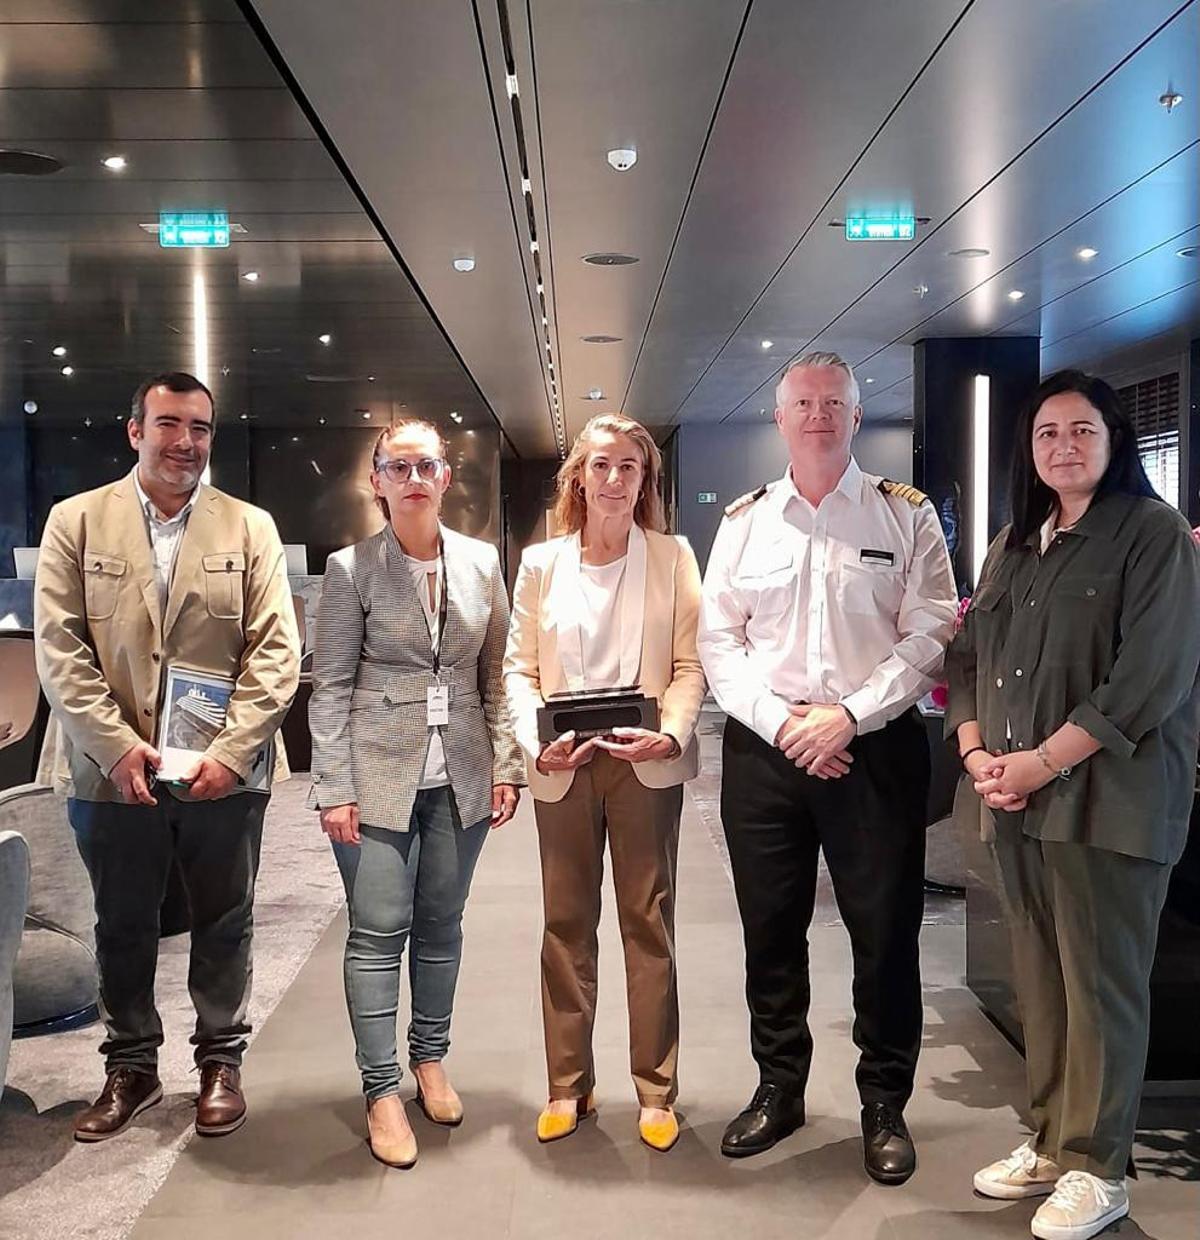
[430,538,449,676]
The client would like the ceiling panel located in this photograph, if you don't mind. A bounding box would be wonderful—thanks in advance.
[0,0,499,437]
[673,0,1193,425]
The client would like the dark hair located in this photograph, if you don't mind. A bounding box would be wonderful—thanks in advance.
[1007,368,1158,547]
[131,372,215,425]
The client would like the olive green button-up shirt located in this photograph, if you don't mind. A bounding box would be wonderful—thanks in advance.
[945,493,1200,864]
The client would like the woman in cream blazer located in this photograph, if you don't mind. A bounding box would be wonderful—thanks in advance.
[504,413,705,1153]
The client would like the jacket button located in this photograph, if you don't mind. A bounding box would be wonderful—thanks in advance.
[1029,599,1036,607]
[151,652,161,663]
[1015,668,1023,677]
[142,708,152,718]
[1086,587,1097,597]
[995,677,1003,688]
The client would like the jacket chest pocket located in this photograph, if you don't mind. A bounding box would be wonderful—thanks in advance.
[83,553,127,620]
[203,552,245,620]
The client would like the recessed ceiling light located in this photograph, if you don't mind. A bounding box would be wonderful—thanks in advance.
[52,345,67,357]
[0,149,64,176]
[530,240,539,254]
[242,270,260,282]
[584,388,605,401]
[318,417,326,425]
[760,340,773,350]
[23,400,37,414]
[453,257,476,273]
[291,436,299,443]
[1076,247,1098,260]
[865,378,875,385]
[1007,289,1025,301]
[582,334,622,344]
[536,282,544,294]
[505,73,519,99]
[360,410,371,420]
[368,375,376,382]
[1176,246,1200,258]
[102,155,127,171]
[948,247,990,258]
[318,333,332,345]
[583,252,639,266]
[240,412,249,420]
[116,413,124,421]
[521,177,532,195]
[61,365,74,376]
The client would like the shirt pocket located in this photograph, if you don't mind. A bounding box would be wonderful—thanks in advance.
[83,552,127,620]
[837,560,904,617]
[734,547,795,615]
[202,552,245,620]
[1052,575,1118,624]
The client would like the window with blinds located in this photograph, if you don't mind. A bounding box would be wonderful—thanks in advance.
[1118,372,1180,508]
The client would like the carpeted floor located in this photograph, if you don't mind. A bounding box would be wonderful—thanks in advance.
[0,778,346,1240]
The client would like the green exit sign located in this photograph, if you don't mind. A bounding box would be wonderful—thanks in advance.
[159,211,230,248]
[845,215,916,242]
[697,491,718,505]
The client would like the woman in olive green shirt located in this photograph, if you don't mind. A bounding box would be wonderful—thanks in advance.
[945,369,1200,1240]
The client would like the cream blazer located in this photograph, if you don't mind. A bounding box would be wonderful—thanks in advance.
[34,473,300,802]
[504,525,706,803]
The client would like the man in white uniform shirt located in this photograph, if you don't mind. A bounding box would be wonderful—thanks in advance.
[698,352,956,1184]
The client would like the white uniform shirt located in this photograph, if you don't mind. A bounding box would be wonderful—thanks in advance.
[698,458,957,744]
[578,556,627,689]
[132,467,200,611]
[406,553,450,789]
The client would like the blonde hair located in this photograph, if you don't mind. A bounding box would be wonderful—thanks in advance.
[553,414,666,535]
[371,418,448,522]
[775,350,860,408]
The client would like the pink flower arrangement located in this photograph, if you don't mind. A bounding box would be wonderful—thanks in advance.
[929,595,973,712]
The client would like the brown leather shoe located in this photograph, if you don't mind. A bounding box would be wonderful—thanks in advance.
[195,1063,247,1136]
[74,1067,163,1142]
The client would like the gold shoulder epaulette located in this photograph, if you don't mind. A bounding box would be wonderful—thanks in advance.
[724,484,768,517]
[879,479,929,507]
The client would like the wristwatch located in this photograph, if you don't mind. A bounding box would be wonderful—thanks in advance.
[1036,740,1071,781]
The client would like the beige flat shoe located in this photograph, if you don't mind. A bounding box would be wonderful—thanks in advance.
[411,1062,464,1126]
[366,1097,418,1169]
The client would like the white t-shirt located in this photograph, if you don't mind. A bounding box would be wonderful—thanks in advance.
[406,554,450,789]
[578,555,627,690]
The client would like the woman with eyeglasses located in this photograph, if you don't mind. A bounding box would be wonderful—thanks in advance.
[308,419,524,1169]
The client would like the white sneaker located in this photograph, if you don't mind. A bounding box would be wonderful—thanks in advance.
[1031,1171,1129,1240]
[973,1141,1061,1199]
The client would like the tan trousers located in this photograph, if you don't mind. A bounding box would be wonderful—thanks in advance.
[993,821,1172,1178]
[533,752,684,1106]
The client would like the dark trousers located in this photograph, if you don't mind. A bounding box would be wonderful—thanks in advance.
[720,713,929,1108]
[69,790,267,1072]
[994,821,1171,1178]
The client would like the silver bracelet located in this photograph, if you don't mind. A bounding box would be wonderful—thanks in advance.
[1036,740,1071,781]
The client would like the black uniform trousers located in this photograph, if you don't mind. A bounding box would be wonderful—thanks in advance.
[69,789,267,1072]
[720,711,929,1108]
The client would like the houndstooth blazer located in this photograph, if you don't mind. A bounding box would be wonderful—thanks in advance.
[307,523,525,832]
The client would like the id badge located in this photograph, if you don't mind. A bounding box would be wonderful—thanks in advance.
[426,684,450,727]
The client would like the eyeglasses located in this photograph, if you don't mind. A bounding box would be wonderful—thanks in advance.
[376,457,446,483]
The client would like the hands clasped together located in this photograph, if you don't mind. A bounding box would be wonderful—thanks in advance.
[109,740,239,806]
[963,748,1057,812]
[774,703,857,779]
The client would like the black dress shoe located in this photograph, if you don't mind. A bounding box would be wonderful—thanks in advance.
[861,1102,916,1185]
[720,1083,805,1158]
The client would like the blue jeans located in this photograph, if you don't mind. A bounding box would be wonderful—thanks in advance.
[332,787,489,1101]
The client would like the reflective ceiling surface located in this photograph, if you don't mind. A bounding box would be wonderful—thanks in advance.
[2,1,1198,450]
[0,0,499,439]
[250,0,1200,448]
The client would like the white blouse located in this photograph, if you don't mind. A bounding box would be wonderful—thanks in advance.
[405,553,450,789]
[578,555,628,689]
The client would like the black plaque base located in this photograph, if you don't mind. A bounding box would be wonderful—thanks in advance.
[537,687,660,743]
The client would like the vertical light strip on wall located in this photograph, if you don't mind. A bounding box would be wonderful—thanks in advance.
[972,373,990,585]
[193,267,213,485]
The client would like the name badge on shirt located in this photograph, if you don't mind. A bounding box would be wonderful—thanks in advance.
[859,548,895,566]
[427,684,450,727]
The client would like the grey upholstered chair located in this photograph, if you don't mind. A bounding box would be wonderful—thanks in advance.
[0,829,31,1090]
[0,785,98,1031]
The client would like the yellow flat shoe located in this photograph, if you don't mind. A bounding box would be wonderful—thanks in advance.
[638,1108,679,1152]
[536,1093,595,1143]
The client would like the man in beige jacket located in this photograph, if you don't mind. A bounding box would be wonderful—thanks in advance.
[34,372,299,1143]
